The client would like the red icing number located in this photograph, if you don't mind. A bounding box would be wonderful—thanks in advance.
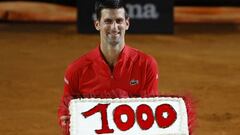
[156,104,177,128]
[82,103,177,134]
[82,104,114,134]
[113,105,135,131]
[136,104,155,130]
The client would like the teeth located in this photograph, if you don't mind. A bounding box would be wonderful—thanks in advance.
[111,33,119,36]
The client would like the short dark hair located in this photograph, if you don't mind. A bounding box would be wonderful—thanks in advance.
[95,0,128,20]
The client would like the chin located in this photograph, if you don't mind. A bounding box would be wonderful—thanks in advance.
[109,42,120,46]
[108,39,121,46]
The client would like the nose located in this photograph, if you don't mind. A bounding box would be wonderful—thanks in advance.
[111,21,118,31]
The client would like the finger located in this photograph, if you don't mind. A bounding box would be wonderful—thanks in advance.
[61,121,70,135]
[60,115,70,120]
[61,120,67,126]
[60,116,70,127]
[62,124,70,135]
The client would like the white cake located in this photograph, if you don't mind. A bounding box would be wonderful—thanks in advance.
[69,97,189,135]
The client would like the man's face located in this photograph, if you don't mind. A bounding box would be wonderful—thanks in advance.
[95,8,129,46]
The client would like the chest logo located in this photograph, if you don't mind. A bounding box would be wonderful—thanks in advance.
[130,79,139,86]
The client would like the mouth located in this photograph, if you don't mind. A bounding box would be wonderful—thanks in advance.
[111,33,119,36]
[108,31,120,36]
[108,32,120,39]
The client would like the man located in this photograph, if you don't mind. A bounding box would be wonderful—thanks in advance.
[58,0,159,134]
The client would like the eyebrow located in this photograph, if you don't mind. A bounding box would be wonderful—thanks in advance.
[103,16,125,20]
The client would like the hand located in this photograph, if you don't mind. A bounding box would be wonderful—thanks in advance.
[60,115,70,135]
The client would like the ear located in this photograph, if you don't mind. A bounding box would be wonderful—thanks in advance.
[125,17,130,30]
[94,20,100,31]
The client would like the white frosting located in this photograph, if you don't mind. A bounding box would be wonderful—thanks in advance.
[69,97,189,135]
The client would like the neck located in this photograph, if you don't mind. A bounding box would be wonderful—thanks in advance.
[100,42,124,68]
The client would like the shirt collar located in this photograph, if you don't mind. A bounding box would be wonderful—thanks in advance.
[96,44,129,63]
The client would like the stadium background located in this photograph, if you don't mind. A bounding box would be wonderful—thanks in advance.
[0,0,240,135]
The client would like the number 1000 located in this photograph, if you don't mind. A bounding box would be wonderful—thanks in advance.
[82,103,177,134]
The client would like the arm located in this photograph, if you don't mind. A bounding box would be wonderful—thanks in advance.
[57,80,72,135]
[58,67,79,135]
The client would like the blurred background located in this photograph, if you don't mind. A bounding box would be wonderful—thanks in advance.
[0,0,240,135]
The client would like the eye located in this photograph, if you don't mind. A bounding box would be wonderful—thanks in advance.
[104,19,112,24]
[116,18,124,24]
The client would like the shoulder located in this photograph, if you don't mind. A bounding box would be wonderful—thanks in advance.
[65,48,98,76]
[126,46,157,65]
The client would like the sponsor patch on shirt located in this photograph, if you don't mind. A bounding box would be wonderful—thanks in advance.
[130,79,139,86]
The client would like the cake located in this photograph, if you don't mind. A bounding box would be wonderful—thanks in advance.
[69,97,189,135]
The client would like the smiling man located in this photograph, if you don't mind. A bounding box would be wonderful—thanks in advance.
[58,0,159,134]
